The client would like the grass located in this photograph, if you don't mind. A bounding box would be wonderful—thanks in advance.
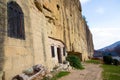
[51,71,70,80]
[85,59,101,64]
[101,64,120,80]
[55,71,70,78]
[42,71,70,80]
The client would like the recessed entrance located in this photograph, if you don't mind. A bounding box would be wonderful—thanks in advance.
[57,47,62,63]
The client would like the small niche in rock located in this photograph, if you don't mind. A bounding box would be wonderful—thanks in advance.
[57,4,60,10]
[34,0,42,12]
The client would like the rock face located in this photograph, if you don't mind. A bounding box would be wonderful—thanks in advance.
[83,18,94,58]
[0,0,94,79]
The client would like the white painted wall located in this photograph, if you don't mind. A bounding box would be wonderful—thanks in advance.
[48,38,67,66]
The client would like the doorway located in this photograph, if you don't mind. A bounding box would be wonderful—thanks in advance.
[57,47,62,63]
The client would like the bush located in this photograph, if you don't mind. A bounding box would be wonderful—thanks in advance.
[113,59,119,66]
[66,55,83,69]
[103,56,113,64]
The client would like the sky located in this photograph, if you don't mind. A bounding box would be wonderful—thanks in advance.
[80,0,120,50]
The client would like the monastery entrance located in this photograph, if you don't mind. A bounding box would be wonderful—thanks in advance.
[49,37,66,65]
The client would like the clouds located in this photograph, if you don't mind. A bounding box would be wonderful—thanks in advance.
[90,27,120,49]
[81,0,105,15]
[81,0,120,49]
[96,7,105,14]
[80,0,91,4]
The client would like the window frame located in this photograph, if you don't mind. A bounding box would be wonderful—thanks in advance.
[51,46,55,58]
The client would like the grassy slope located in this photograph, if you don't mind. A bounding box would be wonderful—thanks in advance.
[101,65,120,80]
[85,60,101,64]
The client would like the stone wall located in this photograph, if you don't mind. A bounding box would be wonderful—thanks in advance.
[0,0,6,79]
[2,0,35,79]
[0,0,94,79]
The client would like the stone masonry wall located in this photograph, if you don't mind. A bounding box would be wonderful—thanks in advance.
[3,0,35,80]
[0,0,6,79]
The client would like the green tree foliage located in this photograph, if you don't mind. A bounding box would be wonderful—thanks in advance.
[113,59,119,66]
[66,55,83,69]
[103,56,113,64]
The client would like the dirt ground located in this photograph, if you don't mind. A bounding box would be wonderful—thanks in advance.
[59,63,103,80]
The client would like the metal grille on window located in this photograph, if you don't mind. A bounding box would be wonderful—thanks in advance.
[7,1,25,39]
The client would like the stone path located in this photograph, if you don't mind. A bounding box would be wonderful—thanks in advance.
[59,63,103,80]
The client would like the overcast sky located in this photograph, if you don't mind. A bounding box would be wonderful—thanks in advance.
[80,0,120,50]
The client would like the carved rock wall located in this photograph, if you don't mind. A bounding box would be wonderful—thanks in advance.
[0,0,94,79]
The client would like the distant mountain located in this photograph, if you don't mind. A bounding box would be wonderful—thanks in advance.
[98,41,120,56]
[99,41,120,51]
[93,50,103,57]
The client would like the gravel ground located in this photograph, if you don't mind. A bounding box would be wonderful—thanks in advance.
[59,63,103,80]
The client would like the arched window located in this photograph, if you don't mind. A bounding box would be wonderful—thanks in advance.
[7,1,25,39]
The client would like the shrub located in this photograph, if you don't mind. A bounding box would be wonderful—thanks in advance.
[103,56,113,64]
[66,55,83,69]
[113,59,119,66]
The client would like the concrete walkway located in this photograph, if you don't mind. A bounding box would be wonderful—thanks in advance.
[59,63,103,80]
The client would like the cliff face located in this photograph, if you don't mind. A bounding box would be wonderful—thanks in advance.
[81,18,94,58]
[0,0,94,79]
[33,0,93,60]
[41,0,93,60]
